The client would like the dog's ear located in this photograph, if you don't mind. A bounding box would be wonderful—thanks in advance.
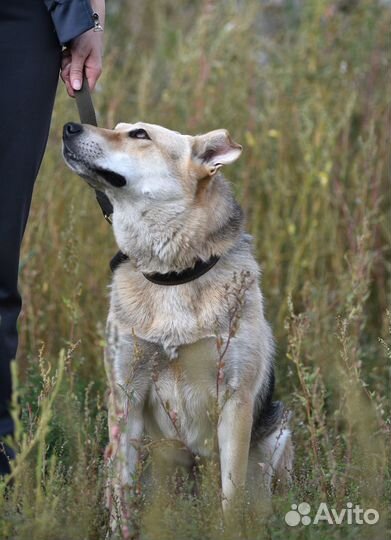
[192,129,242,176]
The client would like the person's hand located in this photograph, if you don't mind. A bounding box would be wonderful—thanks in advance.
[61,4,105,97]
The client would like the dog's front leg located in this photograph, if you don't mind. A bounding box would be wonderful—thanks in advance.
[218,393,253,513]
[110,402,144,488]
[106,400,144,539]
[106,341,145,484]
[105,330,148,537]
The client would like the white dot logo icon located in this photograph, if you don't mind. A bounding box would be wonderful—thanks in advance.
[285,504,301,526]
[298,502,311,525]
[285,502,312,526]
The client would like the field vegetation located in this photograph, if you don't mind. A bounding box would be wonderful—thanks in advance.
[0,1,389,538]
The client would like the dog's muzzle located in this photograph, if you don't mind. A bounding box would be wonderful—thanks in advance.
[62,122,86,160]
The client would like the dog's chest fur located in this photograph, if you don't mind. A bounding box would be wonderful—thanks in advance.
[144,337,220,456]
[110,261,234,352]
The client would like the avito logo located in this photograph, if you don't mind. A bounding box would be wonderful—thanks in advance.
[285,502,379,526]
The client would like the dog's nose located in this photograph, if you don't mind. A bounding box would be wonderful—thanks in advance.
[63,122,83,137]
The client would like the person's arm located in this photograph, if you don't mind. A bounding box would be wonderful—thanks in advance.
[43,0,95,45]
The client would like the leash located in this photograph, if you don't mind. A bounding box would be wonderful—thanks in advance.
[74,76,113,224]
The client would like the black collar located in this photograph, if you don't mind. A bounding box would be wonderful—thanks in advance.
[143,255,220,285]
[110,251,220,286]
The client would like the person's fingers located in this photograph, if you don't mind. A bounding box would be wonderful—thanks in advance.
[61,55,72,72]
[60,50,72,83]
[70,52,87,91]
[83,48,103,91]
[60,61,74,97]
[60,59,71,82]
[85,60,102,91]
[64,76,74,97]
[66,84,74,98]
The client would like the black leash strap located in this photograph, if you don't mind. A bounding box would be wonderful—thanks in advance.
[75,76,97,126]
[74,76,113,223]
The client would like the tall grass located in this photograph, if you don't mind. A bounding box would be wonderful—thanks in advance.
[1,1,389,538]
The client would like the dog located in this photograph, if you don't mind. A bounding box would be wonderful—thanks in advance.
[62,120,293,522]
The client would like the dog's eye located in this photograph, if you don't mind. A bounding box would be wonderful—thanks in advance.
[128,128,151,140]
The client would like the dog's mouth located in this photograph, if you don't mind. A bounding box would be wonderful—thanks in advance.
[63,145,127,188]
[62,142,85,164]
[92,168,127,187]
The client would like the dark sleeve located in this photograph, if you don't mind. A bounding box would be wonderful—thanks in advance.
[43,0,95,45]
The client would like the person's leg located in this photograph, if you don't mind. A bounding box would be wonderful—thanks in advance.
[0,0,61,474]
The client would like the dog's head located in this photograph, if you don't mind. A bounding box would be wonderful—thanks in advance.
[62,121,242,202]
[62,121,242,270]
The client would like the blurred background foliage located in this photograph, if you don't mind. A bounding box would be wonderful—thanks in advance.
[1,1,389,538]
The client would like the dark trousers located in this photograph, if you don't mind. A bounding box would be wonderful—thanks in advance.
[0,1,61,443]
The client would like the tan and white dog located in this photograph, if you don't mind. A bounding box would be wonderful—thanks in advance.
[62,121,293,517]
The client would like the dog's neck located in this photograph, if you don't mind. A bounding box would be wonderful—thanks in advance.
[111,175,244,275]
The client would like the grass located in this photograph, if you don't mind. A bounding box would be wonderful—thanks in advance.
[1,0,390,538]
